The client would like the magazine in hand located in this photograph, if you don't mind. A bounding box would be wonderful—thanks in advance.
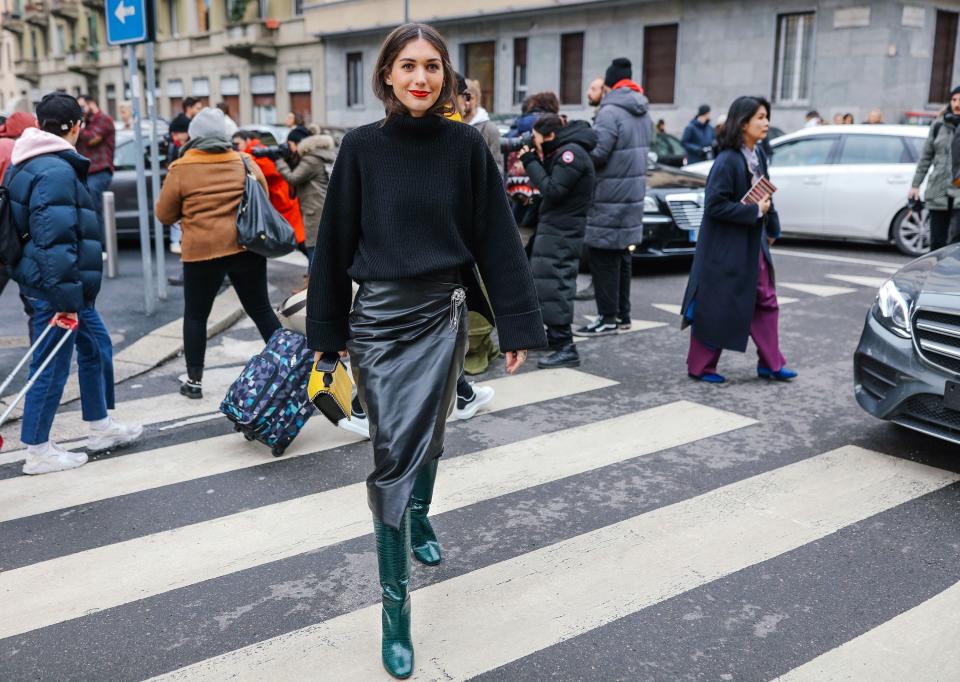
[740,177,777,205]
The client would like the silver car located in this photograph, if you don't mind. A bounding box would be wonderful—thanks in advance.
[854,244,960,443]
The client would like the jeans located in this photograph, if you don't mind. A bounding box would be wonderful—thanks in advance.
[590,247,632,322]
[929,198,958,251]
[20,298,114,445]
[182,251,280,380]
[86,170,113,239]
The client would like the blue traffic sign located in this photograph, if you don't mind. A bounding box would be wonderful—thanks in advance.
[105,0,153,45]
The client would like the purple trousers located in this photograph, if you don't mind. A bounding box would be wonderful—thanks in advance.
[687,251,786,376]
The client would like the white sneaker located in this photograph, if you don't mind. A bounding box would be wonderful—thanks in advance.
[49,441,89,465]
[22,443,88,475]
[453,383,495,420]
[87,418,144,453]
[338,415,370,439]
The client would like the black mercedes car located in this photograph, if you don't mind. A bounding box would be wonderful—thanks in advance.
[854,244,960,444]
[634,164,706,259]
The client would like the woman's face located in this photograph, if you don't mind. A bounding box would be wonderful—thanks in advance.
[385,37,445,117]
[741,106,770,144]
[951,93,960,115]
[286,112,296,127]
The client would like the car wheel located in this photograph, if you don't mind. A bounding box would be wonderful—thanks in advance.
[892,206,930,257]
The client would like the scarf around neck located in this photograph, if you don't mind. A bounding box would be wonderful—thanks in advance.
[181,135,232,154]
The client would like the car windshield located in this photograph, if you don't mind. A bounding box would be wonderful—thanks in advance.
[647,167,706,189]
[651,133,685,157]
[114,139,139,170]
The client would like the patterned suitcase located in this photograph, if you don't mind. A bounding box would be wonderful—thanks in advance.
[220,328,316,457]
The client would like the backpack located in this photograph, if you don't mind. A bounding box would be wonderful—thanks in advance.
[0,161,32,267]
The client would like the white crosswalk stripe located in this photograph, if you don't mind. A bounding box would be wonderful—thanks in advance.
[0,368,617,522]
[777,282,856,297]
[0,399,753,640]
[775,580,960,682]
[825,274,886,289]
[152,446,957,681]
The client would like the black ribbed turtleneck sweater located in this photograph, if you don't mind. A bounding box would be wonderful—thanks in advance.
[305,113,546,353]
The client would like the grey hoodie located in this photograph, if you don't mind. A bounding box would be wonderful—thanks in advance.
[585,86,653,249]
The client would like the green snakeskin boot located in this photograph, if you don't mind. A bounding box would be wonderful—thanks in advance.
[374,510,414,679]
[409,458,441,565]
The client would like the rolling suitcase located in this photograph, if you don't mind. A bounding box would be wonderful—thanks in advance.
[220,328,315,457]
[0,314,78,449]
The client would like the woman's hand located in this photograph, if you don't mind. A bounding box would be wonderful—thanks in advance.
[313,351,348,364]
[505,350,528,374]
[758,195,772,215]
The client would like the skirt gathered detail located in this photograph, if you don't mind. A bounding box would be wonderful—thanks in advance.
[347,277,469,530]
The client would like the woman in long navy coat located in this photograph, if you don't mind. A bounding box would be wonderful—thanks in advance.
[680,96,797,383]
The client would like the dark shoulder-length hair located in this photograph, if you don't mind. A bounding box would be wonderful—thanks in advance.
[526,91,560,115]
[716,96,770,152]
[372,23,458,121]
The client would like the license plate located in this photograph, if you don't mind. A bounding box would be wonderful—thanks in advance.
[944,380,960,412]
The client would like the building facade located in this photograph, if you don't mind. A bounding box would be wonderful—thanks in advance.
[1,0,325,124]
[307,0,960,133]
[4,0,960,132]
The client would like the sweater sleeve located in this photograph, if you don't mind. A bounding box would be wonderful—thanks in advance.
[305,134,361,352]
[470,138,547,352]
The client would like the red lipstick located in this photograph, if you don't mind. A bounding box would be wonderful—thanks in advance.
[409,90,430,99]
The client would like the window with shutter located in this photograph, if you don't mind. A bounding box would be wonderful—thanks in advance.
[513,37,528,106]
[463,41,496,111]
[929,10,959,104]
[346,52,363,108]
[642,24,678,104]
[772,12,815,104]
[560,32,583,105]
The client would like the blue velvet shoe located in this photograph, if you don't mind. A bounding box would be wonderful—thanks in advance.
[758,366,798,381]
[688,372,726,384]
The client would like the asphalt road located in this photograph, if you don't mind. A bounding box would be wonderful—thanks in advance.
[2,239,959,681]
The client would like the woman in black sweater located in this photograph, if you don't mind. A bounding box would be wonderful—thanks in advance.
[305,23,545,679]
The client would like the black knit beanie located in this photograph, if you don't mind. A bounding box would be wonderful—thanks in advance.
[951,85,960,98]
[287,126,312,145]
[169,113,191,133]
[604,58,632,87]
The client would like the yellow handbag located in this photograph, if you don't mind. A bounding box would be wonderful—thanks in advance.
[308,355,353,425]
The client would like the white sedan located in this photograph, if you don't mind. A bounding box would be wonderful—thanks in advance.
[685,124,930,256]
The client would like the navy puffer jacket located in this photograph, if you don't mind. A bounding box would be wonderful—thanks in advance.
[8,143,101,311]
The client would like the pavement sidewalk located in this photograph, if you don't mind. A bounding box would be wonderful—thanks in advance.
[0,247,307,438]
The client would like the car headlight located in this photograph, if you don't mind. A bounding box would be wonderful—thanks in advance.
[874,279,915,338]
[643,196,660,214]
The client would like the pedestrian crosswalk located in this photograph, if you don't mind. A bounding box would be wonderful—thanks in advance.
[152,447,956,682]
[5,256,956,681]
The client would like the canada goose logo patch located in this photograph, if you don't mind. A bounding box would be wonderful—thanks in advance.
[561,150,575,164]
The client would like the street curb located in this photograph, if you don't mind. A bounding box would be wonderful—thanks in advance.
[0,288,244,424]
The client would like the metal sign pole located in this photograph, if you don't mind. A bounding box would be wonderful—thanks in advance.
[127,43,156,314]
[145,41,166,300]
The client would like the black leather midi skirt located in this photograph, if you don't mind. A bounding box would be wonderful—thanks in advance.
[347,276,469,529]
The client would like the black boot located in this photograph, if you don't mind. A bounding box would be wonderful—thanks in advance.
[409,459,441,565]
[180,366,203,399]
[537,343,581,369]
[374,511,414,679]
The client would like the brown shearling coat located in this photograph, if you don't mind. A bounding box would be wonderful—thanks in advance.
[155,149,268,262]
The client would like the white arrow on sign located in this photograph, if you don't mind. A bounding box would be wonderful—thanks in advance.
[114,0,136,24]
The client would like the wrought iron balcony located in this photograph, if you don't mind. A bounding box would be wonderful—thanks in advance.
[15,58,40,83]
[50,0,79,20]
[222,21,277,61]
[23,1,49,27]
[65,47,98,75]
[1,9,24,33]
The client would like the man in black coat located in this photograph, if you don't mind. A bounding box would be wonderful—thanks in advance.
[521,114,598,368]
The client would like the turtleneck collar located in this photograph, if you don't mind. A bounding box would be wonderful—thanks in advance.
[380,113,449,138]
